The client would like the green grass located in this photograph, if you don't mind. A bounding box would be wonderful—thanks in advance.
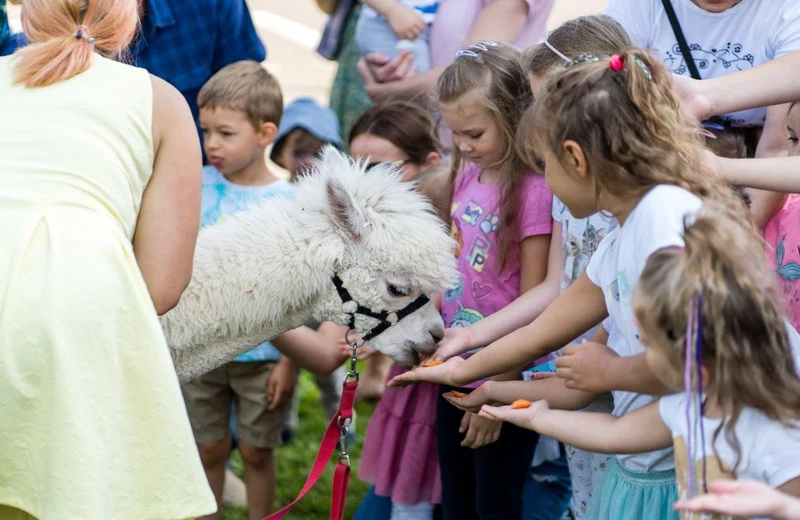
[221,369,376,520]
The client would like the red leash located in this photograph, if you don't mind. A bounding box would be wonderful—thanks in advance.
[263,334,362,520]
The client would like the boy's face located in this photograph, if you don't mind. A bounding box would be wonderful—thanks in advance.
[200,107,271,176]
[690,0,742,13]
[788,104,800,158]
[274,128,326,177]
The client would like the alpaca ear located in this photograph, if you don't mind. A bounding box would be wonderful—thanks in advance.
[326,176,369,242]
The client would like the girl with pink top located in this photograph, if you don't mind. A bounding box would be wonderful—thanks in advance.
[763,101,800,332]
[435,41,553,519]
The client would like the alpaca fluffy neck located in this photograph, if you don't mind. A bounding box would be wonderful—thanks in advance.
[161,194,345,383]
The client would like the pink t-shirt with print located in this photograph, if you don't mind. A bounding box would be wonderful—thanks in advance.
[764,194,800,331]
[441,164,553,388]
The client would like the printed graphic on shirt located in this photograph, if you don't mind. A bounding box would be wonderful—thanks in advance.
[663,42,755,77]
[672,436,738,520]
[461,200,484,226]
[471,279,493,300]
[563,217,609,288]
[467,234,492,273]
[773,234,800,331]
[480,213,500,234]
[450,305,484,328]
[451,220,464,258]
[444,277,464,302]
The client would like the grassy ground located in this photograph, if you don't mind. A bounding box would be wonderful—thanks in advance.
[221,369,377,520]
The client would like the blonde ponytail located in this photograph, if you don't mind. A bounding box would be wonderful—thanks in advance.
[13,0,139,87]
[635,202,800,473]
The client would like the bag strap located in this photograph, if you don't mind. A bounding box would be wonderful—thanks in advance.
[660,0,702,80]
[262,380,358,520]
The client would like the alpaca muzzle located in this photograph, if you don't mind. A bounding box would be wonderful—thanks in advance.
[331,274,430,342]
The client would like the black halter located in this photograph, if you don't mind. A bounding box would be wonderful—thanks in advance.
[331,274,430,342]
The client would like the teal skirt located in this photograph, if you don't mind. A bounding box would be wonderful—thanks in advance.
[586,456,678,520]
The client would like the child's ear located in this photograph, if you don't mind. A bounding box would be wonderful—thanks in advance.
[424,152,441,168]
[562,140,589,179]
[259,122,279,148]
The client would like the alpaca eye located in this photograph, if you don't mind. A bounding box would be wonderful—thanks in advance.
[388,284,411,297]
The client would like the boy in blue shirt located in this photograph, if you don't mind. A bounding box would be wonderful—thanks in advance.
[182,60,299,518]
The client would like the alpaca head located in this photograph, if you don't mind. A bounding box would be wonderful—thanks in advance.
[297,147,459,366]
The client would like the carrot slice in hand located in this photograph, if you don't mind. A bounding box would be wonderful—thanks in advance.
[449,391,468,398]
[510,399,532,409]
[421,360,444,367]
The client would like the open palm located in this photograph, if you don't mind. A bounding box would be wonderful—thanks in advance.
[387,356,463,388]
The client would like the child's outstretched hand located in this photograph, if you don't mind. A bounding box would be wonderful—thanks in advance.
[336,335,376,361]
[460,411,502,449]
[674,480,800,520]
[433,327,473,361]
[672,73,713,121]
[386,4,426,41]
[555,341,619,393]
[477,400,549,431]
[387,356,464,388]
[443,383,492,413]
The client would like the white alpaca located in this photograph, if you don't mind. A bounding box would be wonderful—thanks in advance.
[163,147,459,383]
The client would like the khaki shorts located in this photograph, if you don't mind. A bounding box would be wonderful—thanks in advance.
[182,361,288,449]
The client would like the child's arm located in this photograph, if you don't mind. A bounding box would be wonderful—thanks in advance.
[444,377,598,413]
[435,224,563,360]
[362,0,425,41]
[714,155,800,193]
[557,347,671,396]
[675,479,800,520]
[479,399,673,455]
[272,326,349,376]
[388,273,608,388]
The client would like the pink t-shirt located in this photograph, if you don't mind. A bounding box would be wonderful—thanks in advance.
[764,194,800,332]
[441,164,553,387]
[430,0,555,68]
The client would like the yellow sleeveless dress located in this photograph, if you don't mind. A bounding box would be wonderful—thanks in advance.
[0,55,216,520]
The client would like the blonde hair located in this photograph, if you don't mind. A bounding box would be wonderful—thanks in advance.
[197,61,283,129]
[528,48,745,216]
[521,15,631,77]
[437,41,534,271]
[14,0,139,87]
[635,203,800,472]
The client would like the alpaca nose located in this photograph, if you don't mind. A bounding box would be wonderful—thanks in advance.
[430,328,444,344]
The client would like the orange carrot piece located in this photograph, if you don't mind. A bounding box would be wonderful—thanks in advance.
[449,391,468,398]
[510,399,532,409]
[421,360,444,367]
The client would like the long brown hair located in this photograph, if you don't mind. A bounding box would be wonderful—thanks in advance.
[437,41,534,271]
[349,101,443,166]
[635,203,800,473]
[14,0,139,87]
[528,48,746,217]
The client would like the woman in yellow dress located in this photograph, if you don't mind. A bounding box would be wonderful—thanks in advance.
[0,1,217,518]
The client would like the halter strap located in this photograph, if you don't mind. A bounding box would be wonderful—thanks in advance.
[331,274,430,342]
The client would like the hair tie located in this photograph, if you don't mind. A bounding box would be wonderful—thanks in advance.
[455,41,498,59]
[633,56,653,82]
[543,38,571,65]
[609,54,624,72]
[74,27,95,47]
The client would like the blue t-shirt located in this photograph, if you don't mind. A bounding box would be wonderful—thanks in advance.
[201,166,294,362]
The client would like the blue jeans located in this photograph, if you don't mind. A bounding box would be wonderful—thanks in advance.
[523,445,573,520]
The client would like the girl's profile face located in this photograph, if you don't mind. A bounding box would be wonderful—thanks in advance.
[633,290,684,391]
[787,103,800,158]
[538,145,597,218]
[440,90,506,173]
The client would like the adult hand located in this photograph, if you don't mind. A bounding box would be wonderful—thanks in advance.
[460,411,502,449]
[673,73,714,121]
[267,357,297,411]
[364,51,416,83]
[386,4,426,41]
[478,400,549,431]
[387,356,464,388]
[555,341,619,393]
[674,480,799,520]
[434,327,474,361]
[443,383,492,413]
